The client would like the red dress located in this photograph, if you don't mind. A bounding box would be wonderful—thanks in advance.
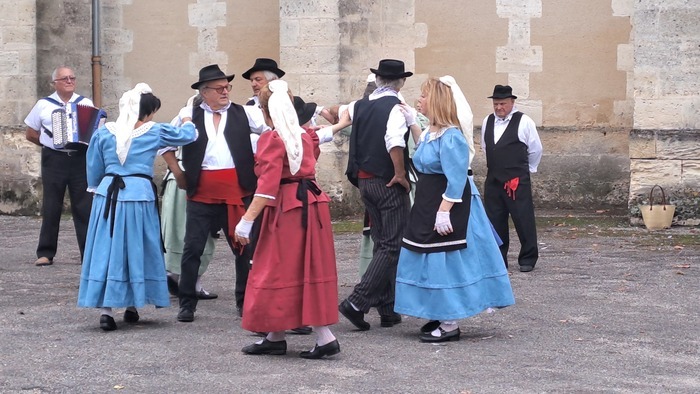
[241,129,339,332]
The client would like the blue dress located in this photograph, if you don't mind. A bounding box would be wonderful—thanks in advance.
[395,127,515,321]
[78,121,196,308]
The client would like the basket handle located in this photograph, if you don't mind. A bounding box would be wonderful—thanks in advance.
[648,184,668,211]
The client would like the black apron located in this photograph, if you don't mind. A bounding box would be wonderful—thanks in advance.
[401,173,470,254]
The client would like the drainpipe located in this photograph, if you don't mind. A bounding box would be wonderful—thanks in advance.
[91,0,102,107]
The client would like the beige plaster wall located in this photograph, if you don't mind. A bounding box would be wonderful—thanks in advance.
[531,1,631,127]
[415,1,508,123]
[121,0,279,123]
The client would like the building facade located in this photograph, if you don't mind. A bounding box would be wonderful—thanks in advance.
[1,0,698,224]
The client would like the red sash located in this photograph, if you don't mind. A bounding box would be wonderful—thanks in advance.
[190,169,252,244]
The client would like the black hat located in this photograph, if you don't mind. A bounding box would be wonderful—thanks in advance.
[191,64,234,90]
[488,85,518,99]
[370,59,413,79]
[242,58,286,80]
[293,96,317,126]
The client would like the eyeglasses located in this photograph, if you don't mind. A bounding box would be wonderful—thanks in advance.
[202,84,232,94]
[54,76,77,83]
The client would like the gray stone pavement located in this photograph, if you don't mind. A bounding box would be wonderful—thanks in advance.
[1,212,698,393]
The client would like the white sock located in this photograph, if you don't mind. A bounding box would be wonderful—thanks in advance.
[312,326,336,346]
[430,321,458,337]
[101,307,113,317]
[195,276,203,292]
[265,330,286,342]
[349,301,360,312]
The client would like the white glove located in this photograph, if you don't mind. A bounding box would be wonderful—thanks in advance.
[399,104,417,126]
[178,106,193,121]
[235,218,254,239]
[434,211,453,235]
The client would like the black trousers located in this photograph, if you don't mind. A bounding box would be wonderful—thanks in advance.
[348,177,410,315]
[483,174,538,268]
[37,148,92,261]
[179,197,256,312]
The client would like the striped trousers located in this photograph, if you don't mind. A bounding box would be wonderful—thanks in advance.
[347,177,410,315]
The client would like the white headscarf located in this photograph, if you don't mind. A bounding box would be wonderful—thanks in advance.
[114,83,152,165]
[438,75,475,167]
[266,80,305,175]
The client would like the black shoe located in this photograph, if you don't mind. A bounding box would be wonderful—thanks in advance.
[237,307,243,318]
[519,265,534,272]
[166,276,179,296]
[177,307,195,322]
[290,326,313,335]
[338,300,370,331]
[196,289,218,300]
[100,315,117,331]
[380,312,402,327]
[242,339,287,355]
[124,309,139,323]
[419,327,460,343]
[300,339,340,359]
[420,320,441,334]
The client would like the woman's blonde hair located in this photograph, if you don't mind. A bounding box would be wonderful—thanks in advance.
[421,77,460,130]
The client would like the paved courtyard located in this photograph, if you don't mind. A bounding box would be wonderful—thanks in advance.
[0,212,698,393]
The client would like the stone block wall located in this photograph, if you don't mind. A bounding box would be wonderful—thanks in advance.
[629,1,700,224]
[0,0,38,214]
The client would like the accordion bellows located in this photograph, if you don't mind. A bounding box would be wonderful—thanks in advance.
[52,103,107,150]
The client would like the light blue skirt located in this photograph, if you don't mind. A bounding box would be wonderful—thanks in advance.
[395,178,515,320]
[77,195,170,308]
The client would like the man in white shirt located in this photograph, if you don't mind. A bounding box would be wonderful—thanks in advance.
[24,66,94,266]
[481,85,543,272]
[176,64,267,322]
[339,59,413,330]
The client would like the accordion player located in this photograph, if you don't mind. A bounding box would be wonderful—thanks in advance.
[51,103,107,151]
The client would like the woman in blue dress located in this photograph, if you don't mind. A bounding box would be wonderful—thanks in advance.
[78,83,197,331]
[395,76,515,343]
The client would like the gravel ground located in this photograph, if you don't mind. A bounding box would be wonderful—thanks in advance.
[0,212,698,393]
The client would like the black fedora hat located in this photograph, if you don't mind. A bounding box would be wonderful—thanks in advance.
[293,96,317,126]
[242,58,286,80]
[488,85,518,99]
[191,64,234,90]
[370,59,413,79]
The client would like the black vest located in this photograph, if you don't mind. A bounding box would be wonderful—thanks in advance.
[484,112,529,182]
[346,96,410,187]
[182,104,257,197]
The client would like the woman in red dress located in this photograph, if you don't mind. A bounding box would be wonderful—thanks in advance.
[234,80,351,359]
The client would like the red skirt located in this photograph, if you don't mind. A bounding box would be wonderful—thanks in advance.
[241,200,338,332]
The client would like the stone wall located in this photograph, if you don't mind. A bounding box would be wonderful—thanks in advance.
[1,0,698,224]
[629,1,700,224]
[0,0,38,214]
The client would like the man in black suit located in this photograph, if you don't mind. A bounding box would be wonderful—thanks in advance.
[481,85,543,272]
[176,64,267,322]
[339,59,413,330]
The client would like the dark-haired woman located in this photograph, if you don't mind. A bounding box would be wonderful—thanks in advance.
[77,83,196,331]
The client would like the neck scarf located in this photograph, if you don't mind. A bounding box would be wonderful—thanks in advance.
[266,80,304,175]
[200,101,231,114]
[114,83,151,165]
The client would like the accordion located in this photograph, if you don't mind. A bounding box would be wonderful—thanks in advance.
[51,103,107,150]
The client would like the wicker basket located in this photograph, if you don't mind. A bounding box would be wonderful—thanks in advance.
[639,185,675,230]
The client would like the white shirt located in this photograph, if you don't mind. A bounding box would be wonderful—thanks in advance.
[24,92,95,150]
[165,102,268,170]
[481,107,543,173]
[348,90,408,152]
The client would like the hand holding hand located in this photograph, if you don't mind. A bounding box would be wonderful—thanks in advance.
[399,104,417,126]
[234,218,255,245]
[434,211,453,236]
[178,106,193,122]
[174,170,187,190]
